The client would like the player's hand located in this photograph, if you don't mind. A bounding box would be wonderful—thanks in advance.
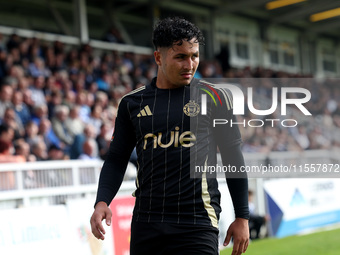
[90,201,112,240]
[224,217,249,255]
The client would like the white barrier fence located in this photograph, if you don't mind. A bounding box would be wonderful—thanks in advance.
[0,150,339,210]
[0,160,136,209]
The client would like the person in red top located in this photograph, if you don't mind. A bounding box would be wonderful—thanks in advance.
[0,139,25,190]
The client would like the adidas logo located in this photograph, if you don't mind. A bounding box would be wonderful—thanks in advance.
[137,105,153,117]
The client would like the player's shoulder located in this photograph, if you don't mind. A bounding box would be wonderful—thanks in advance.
[195,79,234,109]
[116,85,148,117]
[120,85,147,101]
[196,79,232,98]
[197,79,230,93]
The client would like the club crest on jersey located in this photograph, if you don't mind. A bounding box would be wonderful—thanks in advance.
[183,100,200,117]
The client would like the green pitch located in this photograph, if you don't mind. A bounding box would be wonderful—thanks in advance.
[221,227,340,255]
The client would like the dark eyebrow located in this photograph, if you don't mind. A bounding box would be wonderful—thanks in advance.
[175,51,199,57]
[175,53,186,57]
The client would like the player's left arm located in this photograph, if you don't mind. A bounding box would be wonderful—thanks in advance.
[220,144,249,255]
[213,87,249,254]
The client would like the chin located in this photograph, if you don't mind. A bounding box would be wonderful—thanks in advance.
[171,77,192,88]
[182,77,193,84]
[179,81,191,87]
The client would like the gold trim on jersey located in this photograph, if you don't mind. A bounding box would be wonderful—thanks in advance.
[116,86,146,118]
[132,161,140,197]
[121,85,146,100]
[201,156,219,229]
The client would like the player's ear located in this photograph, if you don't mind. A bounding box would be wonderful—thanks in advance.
[154,50,162,66]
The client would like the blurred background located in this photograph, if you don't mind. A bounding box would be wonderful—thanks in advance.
[0,0,340,254]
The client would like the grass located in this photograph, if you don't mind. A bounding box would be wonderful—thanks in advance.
[220,227,340,255]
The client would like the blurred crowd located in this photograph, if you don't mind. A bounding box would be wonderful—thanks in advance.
[0,33,339,164]
[0,33,156,162]
[197,60,340,153]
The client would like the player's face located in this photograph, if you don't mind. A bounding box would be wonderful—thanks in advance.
[155,38,199,89]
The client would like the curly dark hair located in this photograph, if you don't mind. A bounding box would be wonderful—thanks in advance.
[152,17,204,49]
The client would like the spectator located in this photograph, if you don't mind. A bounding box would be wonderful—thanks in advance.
[28,56,51,78]
[132,66,148,89]
[47,90,63,119]
[0,123,15,143]
[70,123,98,159]
[17,76,30,90]
[94,91,109,109]
[87,81,98,94]
[29,75,47,106]
[53,40,64,55]
[22,88,35,113]
[31,104,48,125]
[96,122,112,160]
[63,89,76,108]
[48,144,68,160]
[75,90,91,123]
[44,75,57,101]
[2,107,24,139]
[27,37,43,62]
[292,126,310,150]
[65,104,85,137]
[0,83,14,118]
[14,139,36,162]
[87,104,103,136]
[52,105,74,146]
[6,34,21,52]
[24,120,40,148]
[109,85,127,109]
[31,138,48,161]
[0,139,25,190]
[38,117,61,149]
[85,91,95,109]
[78,139,98,160]
[12,90,31,125]
[43,45,56,72]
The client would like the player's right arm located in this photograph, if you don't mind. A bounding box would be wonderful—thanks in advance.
[90,201,112,240]
[90,98,136,240]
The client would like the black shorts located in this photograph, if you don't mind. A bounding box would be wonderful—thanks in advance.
[130,220,219,255]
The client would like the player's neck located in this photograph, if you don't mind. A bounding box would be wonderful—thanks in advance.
[156,74,185,90]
